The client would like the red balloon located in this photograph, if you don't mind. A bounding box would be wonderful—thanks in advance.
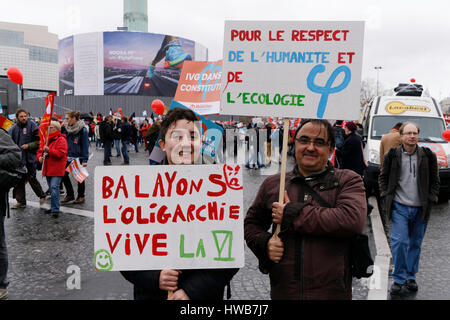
[151,99,165,115]
[442,129,450,142]
[410,78,416,83]
[7,67,23,85]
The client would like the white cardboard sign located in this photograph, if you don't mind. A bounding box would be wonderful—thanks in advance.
[94,164,245,271]
[221,21,365,120]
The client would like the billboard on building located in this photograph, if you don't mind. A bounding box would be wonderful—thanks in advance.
[58,36,74,96]
[59,31,208,97]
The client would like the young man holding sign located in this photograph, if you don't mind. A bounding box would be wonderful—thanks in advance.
[244,119,366,299]
[121,108,238,300]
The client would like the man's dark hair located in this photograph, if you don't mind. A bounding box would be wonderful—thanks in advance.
[160,107,198,142]
[15,108,28,118]
[294,119,335,149]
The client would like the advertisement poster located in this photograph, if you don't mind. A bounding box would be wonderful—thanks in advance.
[173,60,222,115]
[103,32,196,96]
[74,32,104,95]
[94,164,245,271]
[58,36,74,96]
[221,21,365,120]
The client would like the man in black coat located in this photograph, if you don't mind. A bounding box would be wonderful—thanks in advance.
[8,109,46,208]
[0,128,22,299]
[118,116,132,165]
[99,115,114,165]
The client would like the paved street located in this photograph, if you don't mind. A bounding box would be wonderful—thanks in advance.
[4,141,447,300]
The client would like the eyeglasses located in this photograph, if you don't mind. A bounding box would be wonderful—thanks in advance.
[295,137,329,147]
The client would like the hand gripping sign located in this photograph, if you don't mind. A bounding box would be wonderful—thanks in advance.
[221,21,364,120]
[94,164,245,271]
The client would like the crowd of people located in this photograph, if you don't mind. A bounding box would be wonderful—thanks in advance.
[0,107,440,300]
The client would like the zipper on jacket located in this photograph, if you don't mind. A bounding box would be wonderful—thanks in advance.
[300,238,305,299]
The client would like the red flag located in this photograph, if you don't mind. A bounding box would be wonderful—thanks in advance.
[38,92,55,151]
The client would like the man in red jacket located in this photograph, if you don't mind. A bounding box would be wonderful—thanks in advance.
[37,121,68,218]
[245,119,367,300]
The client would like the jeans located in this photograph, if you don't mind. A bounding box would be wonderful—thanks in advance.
[104,140,112,164]
[114,139,121,156]
[0,215,8,289]
[121,140,129,164]
[391,201,428,284]
[46,176,63,213]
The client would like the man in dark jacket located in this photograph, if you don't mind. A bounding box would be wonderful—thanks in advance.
[99,115,114,165]
[244,119,367,300]
[8,108,46,208]
[118,116,131,165]
[0,128,22,299]
[379,122,439,295]
[121,108,238,300]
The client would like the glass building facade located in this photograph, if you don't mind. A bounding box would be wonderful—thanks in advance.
[0,22,58,98]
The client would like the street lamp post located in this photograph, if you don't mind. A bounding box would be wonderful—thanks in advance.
[375,66,382,96]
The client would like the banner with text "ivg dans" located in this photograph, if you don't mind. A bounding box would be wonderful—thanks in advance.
[94,164,245,271]
[221,21,364,120]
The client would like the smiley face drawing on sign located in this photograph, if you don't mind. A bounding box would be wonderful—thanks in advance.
[223,164,243,190]
[94,249,113,271]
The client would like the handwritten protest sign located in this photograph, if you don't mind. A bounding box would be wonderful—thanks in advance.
[174,60,222,115]
[221,21,365,120]
[94,164,244,271]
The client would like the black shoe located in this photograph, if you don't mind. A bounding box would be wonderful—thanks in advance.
[52,211,60,218]
[104,162,112,166]
[405,279,418,292]
[390,282,403,295]
[44,209,52,214]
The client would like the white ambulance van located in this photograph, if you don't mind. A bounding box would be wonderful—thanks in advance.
[361,84,450,202]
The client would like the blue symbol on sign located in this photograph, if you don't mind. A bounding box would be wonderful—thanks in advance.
[199,62,222,101]
[307,65,352,118]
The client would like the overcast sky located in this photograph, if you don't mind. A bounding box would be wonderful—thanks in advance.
[1,0,450,100]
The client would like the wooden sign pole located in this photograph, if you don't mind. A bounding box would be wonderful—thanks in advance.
[274,118,290,237]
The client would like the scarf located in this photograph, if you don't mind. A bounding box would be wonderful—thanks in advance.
[66,120,85,135]
[47,130,61,142]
